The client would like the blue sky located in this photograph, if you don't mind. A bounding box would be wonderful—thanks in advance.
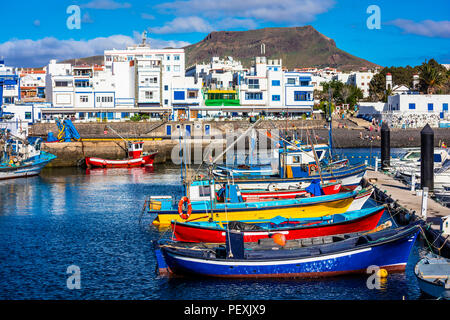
[1,0,449,68]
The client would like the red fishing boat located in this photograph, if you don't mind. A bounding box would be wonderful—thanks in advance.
[85,141,157,168]
[240,181,342,201]
[170,205,385,243]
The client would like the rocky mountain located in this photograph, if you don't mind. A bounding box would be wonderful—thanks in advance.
[183,26,380,71]
[60,26,380,71]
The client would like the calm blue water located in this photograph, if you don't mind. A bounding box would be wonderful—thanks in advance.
[0,149,429,300]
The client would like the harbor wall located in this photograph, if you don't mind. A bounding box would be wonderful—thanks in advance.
[33,120,450,167]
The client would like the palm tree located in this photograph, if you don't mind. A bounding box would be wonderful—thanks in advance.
[419,60,446,94]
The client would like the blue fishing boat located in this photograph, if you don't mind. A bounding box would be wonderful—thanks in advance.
[415,252,450,299]
[215,162,367,191]
[155,222,421,278]
[213,144,331,178]
[0,133,57,180]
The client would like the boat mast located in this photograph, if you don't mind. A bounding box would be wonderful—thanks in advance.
[327,87,333,159]
[307,129,324,184]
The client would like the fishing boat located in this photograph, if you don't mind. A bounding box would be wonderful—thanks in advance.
[213,144,331,178]
[170,205,386,243]
[155,222,421,278]
[215,162,367,191]
[240,180,342,201]
[148,180,372,226]
[415,252,450,299]
[85,141,157,168]
[0,134,57,180]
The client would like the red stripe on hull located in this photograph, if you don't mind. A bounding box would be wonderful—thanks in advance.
[241,183,342,200]
[165,264,406,279]
[172,208,384,243]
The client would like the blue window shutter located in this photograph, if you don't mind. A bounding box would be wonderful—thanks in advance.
[174,91,185,100]
[428,103,433,111]
[443,103,448,112]
[409,103,415,110]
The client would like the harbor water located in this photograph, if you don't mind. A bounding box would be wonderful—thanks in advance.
[0,148,430,300]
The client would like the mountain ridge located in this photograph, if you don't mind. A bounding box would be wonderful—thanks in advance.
[61,26,381,71]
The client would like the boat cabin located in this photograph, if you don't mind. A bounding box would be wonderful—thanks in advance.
[278,148,327,178]
[128,141,144,159]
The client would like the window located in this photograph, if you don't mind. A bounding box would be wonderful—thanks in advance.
[199,185,211,197]
[25,112,32,120]
[188,91,197,99]
[174,91,185,100]
[174,55,180,61]
[166,66,171,72]
[294,91,309,101]
[443,103,448,112]
[149,77,158,84]
[248,79,259,89]
[80,96,89,103]
[174,65,180,72]
[121,112,130,119]
[245,92,262,100]
[409,103,416,110]
[100,96,113,103]
[287,78,296,85]
[166,55,171,60]
[271,80,280,86]
[164,85,169,91]
[145,91,153,99]
[164,99,168,105]
[272,95,280,101]
[428,103,434,112]
[300,81,309,86]
[55,81,69,87]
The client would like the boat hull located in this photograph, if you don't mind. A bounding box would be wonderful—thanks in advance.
[0,152,56,180]
[171,206,385,243]
[240,182,342,201]
[221,165,366,191]
[85,152,157,168]
[160,227,419,278]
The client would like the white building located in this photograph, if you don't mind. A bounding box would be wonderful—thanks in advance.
[43,38,201,121]
[347,71,375,98]
[0,59,20,105]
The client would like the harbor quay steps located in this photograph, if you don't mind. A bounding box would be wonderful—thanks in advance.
[29,120,450,167]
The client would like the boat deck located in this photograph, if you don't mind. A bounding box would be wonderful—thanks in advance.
[366,169,450,229]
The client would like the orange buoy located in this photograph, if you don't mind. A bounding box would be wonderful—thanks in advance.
[272,233,286,246]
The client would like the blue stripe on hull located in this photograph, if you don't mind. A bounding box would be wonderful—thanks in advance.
[162,232,419,278]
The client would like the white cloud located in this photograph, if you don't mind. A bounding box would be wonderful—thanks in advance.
[156,0,335,24]
[150,16,214,34]
[82,0,131,10]
[216,18,258,30]
[387,19,450,38]
[0,34,190,67]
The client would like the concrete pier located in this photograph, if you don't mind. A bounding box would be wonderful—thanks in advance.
[366,169,450,229]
